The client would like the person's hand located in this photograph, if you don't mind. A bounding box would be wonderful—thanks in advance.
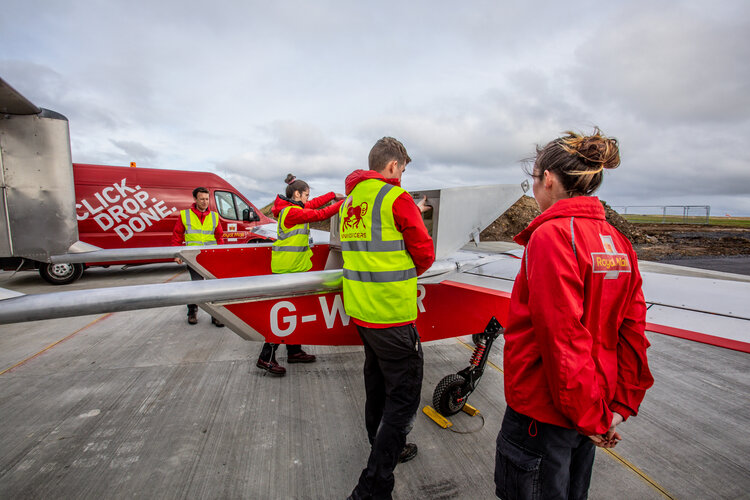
[174,257,183,265]
[334,192,345,201]
[588,431,621,448]
[588,412,623,448]
[417,195,432,213]
[606,412,624,439]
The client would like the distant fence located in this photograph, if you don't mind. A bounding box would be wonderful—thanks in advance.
[611,205,711,224]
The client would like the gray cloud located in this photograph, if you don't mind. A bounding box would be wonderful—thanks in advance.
[110,140,159,163]
[570,2,750,124]
[3,0,749,216]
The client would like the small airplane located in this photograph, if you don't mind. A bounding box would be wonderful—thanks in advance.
[1,76,749,421]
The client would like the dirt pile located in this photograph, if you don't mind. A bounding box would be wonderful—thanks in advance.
[480,196,540,241]
[479,196,650,244]
[259,202,274,219]
[477,196,750,260]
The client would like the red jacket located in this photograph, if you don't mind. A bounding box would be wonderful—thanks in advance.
[343,170,436,328]
[272,192,343,227]
[171,204,225,245]
[503,196,653,436]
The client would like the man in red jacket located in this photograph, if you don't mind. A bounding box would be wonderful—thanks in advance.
[171,187,224,326]
[344,137,434,500]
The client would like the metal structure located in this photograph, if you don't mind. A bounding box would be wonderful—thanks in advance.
[612,205,711,224]
[0,77,79,261]
[329,184,525,260]
[412,185,525,259]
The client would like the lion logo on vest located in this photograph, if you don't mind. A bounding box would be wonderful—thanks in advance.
[343,202,368,230]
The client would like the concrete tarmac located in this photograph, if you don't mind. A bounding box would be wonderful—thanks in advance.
[1,263,748,499]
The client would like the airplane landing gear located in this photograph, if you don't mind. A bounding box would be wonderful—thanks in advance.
[432,317,504,417]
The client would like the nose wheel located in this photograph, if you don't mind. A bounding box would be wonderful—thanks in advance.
[433,374,469,416]
[424,317,504,427]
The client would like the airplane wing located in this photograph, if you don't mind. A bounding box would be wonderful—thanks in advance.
[0,250,510,345]
[426,245,750,353]
[2,242,748,353]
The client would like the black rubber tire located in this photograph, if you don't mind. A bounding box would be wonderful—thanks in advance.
[39,263,84,285]
[433,374,468,416]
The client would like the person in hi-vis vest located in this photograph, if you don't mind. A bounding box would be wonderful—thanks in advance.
[343,137,434,500]
[256,174,344,376]
[171,186,225,326]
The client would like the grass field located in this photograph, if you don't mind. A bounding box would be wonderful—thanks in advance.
[621,214,750,227]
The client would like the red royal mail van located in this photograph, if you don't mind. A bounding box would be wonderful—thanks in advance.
[37,163,275,284]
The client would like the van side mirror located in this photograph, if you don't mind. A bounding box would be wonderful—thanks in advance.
[243,208,260,222]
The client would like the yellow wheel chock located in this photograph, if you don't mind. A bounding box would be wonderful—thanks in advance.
[423,403,480,428]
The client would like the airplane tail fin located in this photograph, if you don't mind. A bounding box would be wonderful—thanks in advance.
[0,77,41,115]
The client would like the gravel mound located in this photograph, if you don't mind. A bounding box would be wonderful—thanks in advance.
[480,196,649,244]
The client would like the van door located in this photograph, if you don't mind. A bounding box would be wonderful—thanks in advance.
[214,190,263,243]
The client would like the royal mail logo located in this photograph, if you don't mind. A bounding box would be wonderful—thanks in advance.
[342,201,368,231]
[592,235,631,279]
[592,253,631,273]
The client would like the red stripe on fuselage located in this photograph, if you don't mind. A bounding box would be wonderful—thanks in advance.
[646,322,750,354]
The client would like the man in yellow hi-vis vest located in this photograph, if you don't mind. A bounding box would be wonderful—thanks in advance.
[343,137,434,500]
[171,187,225,326]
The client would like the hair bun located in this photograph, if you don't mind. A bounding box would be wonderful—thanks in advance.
[560,128,620,172]
[285,174,296,185]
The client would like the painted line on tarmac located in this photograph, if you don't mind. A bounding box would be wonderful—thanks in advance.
[0,313,114,375]
[0,269,186,376]
[601,448,676,500]
[456,337,676,500]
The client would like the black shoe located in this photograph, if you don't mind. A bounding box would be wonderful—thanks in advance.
[211,317,224,328]
[187,310,198,325]
[398,443,418,463]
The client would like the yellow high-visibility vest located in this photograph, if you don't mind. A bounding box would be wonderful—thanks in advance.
[339,178,417,323]
[271,205,313,273]
[181,209,219,246]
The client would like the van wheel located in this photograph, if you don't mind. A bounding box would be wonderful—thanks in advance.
[39,263,84,285]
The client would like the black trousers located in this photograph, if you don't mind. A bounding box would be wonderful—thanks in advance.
[258,342,302,359]
[187,267,202,313]
[350,324,424,500]
[495,405,595,500]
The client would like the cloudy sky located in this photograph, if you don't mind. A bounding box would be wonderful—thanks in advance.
[2,0,749,215]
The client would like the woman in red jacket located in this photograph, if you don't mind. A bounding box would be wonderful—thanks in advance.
[256,174,344,376]
[495,129,653,499]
